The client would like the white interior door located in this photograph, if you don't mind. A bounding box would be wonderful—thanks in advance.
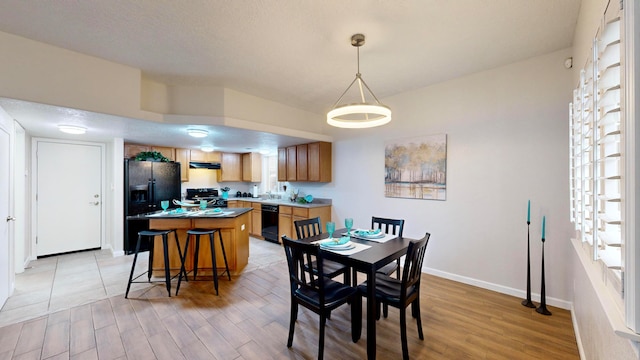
[0,125,11,306]
[36,141,102,256]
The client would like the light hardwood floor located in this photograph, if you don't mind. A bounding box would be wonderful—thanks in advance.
[0,238,579,359]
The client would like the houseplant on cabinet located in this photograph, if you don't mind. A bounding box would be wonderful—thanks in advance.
[134,151,170,162]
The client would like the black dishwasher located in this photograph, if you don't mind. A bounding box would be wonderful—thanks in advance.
[261,204,279,243]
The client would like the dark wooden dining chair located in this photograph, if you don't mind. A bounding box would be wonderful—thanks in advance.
[372,216,405,277]
[357,232,430,360]
[294,217,351,286]
[282,236,361,360]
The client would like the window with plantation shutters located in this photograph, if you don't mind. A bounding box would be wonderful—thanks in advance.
[569,0,624,284]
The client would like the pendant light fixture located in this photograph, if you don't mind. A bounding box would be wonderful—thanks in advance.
[327,34,391,128]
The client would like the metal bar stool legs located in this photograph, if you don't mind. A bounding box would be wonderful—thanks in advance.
[179,228,230,295]
[125,229,184,298]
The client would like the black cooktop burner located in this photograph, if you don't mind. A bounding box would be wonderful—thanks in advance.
[185,188,227,207]
[186,188,218,199]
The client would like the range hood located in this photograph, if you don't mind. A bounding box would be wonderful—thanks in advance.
[189,161,221,170]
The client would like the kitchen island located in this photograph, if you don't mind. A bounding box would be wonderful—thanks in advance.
[128,207,252,275]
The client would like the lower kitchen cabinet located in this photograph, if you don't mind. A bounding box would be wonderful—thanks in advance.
[228,200,252,233]
[251,203,261,236]
[279,206,293,240]
[279,205,331,240]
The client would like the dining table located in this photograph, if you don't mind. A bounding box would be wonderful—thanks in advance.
[298,228,413,360]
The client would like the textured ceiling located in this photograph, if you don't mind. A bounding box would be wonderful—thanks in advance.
[0,0,581,151]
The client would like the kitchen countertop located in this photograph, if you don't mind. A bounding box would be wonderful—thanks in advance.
[227,197,332,208]
[127,207,252,219]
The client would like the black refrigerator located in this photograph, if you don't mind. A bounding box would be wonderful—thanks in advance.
[124,159,181,254]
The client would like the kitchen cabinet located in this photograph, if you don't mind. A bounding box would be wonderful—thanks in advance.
[152,146,175,161]
[307,141,332,182]
[218,152,242,182]
[242,152,262,182]
[124,144,149,159]
[190,150,221,162]
[175,148,189,182]
[296,144,308,181]
[279,204,331,240]
[251,202,262,236]
[124,143,175,161]
[228,200,253,234]
[279,206,293,240]
[286,146,297,181]
[278,148,287,181]
[278,141,332,183]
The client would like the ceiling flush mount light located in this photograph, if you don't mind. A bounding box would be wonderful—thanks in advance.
[327,33,391,129]
[201,145,214,152]
[187,128,208,138]
[57,125,86,134]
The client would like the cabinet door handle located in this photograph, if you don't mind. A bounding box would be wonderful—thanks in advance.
[6,216,16,222]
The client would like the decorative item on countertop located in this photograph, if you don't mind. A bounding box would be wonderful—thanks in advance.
[536,216,552,316]
[289,188,299,202]
[173,199,199,207]
[522,200,536,308]
[134,151,170,162]
[221,187,230,199]
[296,194,314,204]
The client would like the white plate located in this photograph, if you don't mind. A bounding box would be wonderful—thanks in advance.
[320,243,355,251]
[320,240,353,248]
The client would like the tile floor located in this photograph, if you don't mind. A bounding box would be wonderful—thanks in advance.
[0,237,285,328]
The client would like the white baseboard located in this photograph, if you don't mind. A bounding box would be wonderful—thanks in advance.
[571,304,586,360]
[423,266,572,310]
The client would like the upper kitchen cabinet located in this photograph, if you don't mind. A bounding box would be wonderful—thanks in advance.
[278,148,287,181]
[124,144,150,159]
[242,152,262,182]
[124,143,175,161]
[278,141,332,183]
[296,144,308,181]
[175,148,189,182]
[307,142,331,182]
[218,152,242,182]
[190,150,221,162]
[152,146,175,161]
[286,146,297,181]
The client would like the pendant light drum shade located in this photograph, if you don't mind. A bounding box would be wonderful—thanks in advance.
[327,34,391,128]
[327,103,391,128]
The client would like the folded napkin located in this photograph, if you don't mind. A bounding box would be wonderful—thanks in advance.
[325,236,350,245]
[353,229,382,236]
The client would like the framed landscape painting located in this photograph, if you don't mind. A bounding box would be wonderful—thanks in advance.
[384,134,447,200]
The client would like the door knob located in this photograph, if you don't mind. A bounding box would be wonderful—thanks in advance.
[89,201,100,205]
[6,216,16,222]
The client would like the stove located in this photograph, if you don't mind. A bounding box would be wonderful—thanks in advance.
[185,188,227,207]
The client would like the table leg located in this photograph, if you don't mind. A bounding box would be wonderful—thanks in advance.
[366,266,376,360]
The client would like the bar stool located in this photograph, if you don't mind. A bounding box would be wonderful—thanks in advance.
[125,229,187,298]
[178,228,230,295]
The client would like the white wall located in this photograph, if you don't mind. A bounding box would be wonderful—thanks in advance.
[301,48,575,307]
